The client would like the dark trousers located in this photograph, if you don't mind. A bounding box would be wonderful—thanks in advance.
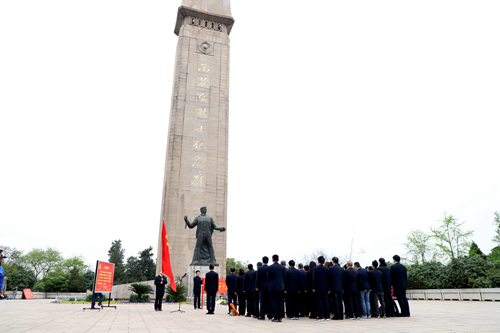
[299,291,308,316]
[393,288,410,317]
[307,291,317,318]
[207,292,216,313]
[372,292,386,317]
[269,291,284,319]
[316,292,330,319]
[245,291,254,315]
[228,292,237,312]
[154,291,164,310]
[383,292,394,317]
[253,291,260,317]
[193,290,201,309]
[344,291,360,318]
[238,292,246,315]
[92,293,104,308]
[287,292,299,318]
[330,291,343,320]
[259,290,270,319]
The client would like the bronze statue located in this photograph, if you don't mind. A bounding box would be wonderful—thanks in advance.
[184,206,226,266]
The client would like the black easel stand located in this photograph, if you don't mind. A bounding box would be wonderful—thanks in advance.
[171,301,185,313]
[100,293,117,310]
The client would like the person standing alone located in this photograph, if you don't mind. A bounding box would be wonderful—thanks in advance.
[154,272,168,311]
[193,270,202,309]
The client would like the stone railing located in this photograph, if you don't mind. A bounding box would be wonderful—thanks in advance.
[407,288,500,301]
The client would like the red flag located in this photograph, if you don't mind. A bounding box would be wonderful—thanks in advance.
[162,219,176,292]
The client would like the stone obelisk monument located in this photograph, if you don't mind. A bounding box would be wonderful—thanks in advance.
[156,0,234,281]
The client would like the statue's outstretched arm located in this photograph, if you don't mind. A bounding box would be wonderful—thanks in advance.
[212,218,226,232]
[184,216,197,229]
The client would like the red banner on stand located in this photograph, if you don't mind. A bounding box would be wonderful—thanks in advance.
[94,261,115,293]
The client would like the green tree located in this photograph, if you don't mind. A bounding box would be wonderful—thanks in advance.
[2,262,37,290]
[40,274,69,292]
[138,246,156,281]
[23,247,63,279]
[469,241,487,259]
[430,213,474,260]
[492,211,500,245]
[488,246,500,262]
[67,268,85,292]
[407,262,449,289]
[83,270,95,291]
[125,256,144,283]
[108,240,126,284]
[404,229,435,264]
[226,258,249,276]
[445,256,500,288]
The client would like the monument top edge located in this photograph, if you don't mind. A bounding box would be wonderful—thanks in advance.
[181,0,232,18]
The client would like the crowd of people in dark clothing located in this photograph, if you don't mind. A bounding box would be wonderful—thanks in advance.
[218,254,410,322]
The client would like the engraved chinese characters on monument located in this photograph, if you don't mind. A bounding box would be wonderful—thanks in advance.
[184,206,226,265]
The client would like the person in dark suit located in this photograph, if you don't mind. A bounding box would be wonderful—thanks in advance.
[244,264,255,317]
[154,272,168,311]
[313,256,330,321]
[253,262,261,318]
[226,267,238,314]
[344,261,360,319]
[354,262,371,318]
[305,262,317,319]
[280,260,288,317]
[284,260,301,320]
[329,257,345,320]
[255,257,271,320]
[369,260,386,318]
[378,258,394,317]
[193,270,202,309]
[268,254,286,322]
[237,268,246,316]
[205,264,219,314]
[298,264,308,317]
[391,255,410,317]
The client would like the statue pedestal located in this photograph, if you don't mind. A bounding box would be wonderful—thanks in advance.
[187,265,221,298]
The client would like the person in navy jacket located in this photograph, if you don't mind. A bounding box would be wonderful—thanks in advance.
[298,263,308,317]
[255,257,271,320]
[378,258,394,317]
[193,270,202,309]
[284,260,301,319]
[236,268,246,315]
[267,254,286,322]
[204,264,219,314]
[305,262,317,318]
[313,256,330,321]
[154,272,168,311]
[344,261,360,319]
[253,262,262,318]
[391,255,410,317]
[226,267,238,314]
[243,263,255,317]
[329,257,345,320]
[354,262,371,318]
[369,260,386,318]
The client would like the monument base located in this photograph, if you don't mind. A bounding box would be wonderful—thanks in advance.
[187,265,221,298]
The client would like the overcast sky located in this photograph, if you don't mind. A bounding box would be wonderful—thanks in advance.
[1,1,499,270]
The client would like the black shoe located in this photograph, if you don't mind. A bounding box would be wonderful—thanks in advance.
[278,318,282,322]
[253,316,258,319]
[272,319,279,322]
[258,317,265,321]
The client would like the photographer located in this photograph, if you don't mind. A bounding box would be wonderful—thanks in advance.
[0,250,6,300]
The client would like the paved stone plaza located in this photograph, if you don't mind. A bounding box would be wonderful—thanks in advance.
[1,300,499,332]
